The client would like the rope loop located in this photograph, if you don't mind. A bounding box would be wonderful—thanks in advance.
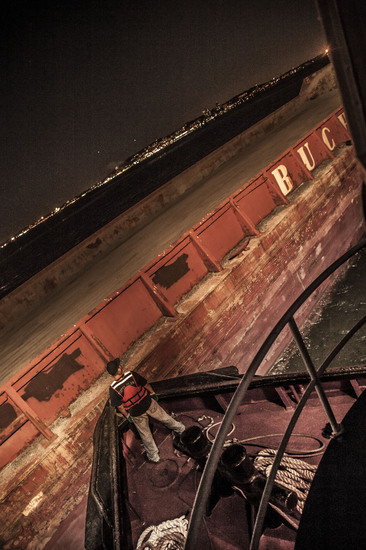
[254,448,316,513]
[136,515,188,550]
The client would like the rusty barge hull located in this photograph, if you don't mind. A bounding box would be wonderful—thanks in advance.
[1,127,364,550]
[0,72,365,547]
[124,146,364,381]
[1,103,363,472]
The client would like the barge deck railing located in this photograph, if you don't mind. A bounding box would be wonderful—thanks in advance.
[185,237,366,550]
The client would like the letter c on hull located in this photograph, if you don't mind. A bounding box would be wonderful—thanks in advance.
[322,127,336,151]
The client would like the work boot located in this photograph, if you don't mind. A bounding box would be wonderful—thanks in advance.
[146,453,160,463]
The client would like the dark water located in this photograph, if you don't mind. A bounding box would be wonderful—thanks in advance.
[0,56,329,300]
[269,247,366,375]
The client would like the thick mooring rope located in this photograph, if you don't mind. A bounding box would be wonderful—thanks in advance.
[136,515,188,550]
[254,448,317,514]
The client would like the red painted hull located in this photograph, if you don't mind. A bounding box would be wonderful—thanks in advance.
[0,88,365,548]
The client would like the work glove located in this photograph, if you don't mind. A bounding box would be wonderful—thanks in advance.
[151,393,159,402]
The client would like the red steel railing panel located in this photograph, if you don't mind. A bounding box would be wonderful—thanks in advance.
[194,202,245,262]
[84,277,164,357]
[144,235,209,305]
[233,175,281,226]
[0,107,351,469]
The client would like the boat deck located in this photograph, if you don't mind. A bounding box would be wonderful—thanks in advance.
[120,382,360,549]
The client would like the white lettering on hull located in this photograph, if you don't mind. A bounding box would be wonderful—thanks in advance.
[321,127,336,151]
[296,142,316,171]
[337,112,348,129]
[270,110,347,197]
[271,165,294,195]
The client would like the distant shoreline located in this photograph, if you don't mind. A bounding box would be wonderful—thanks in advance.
[0,54,329,299]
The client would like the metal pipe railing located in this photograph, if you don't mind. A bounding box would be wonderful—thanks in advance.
[289,316,341,436]
[184,238,366,549]
[249,313,366,550]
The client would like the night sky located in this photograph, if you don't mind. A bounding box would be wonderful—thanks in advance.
[0,0,327,244]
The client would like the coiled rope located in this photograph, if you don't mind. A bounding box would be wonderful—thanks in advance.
[136,515,188,550]
[137,416,319,547]
[254,448,317,514]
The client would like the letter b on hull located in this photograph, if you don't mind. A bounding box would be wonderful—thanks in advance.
[271,165,294,196]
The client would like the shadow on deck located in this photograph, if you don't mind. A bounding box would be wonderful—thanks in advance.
[296,387,366,550]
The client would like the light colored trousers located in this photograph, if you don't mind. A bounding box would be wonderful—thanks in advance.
[132,399,185,461]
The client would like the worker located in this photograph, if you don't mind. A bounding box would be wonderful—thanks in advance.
[106,358,185,463]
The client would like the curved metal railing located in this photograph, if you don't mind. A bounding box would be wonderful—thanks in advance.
[184,237,366,549]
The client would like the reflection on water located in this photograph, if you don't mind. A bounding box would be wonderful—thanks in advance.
[270,246,366,374]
